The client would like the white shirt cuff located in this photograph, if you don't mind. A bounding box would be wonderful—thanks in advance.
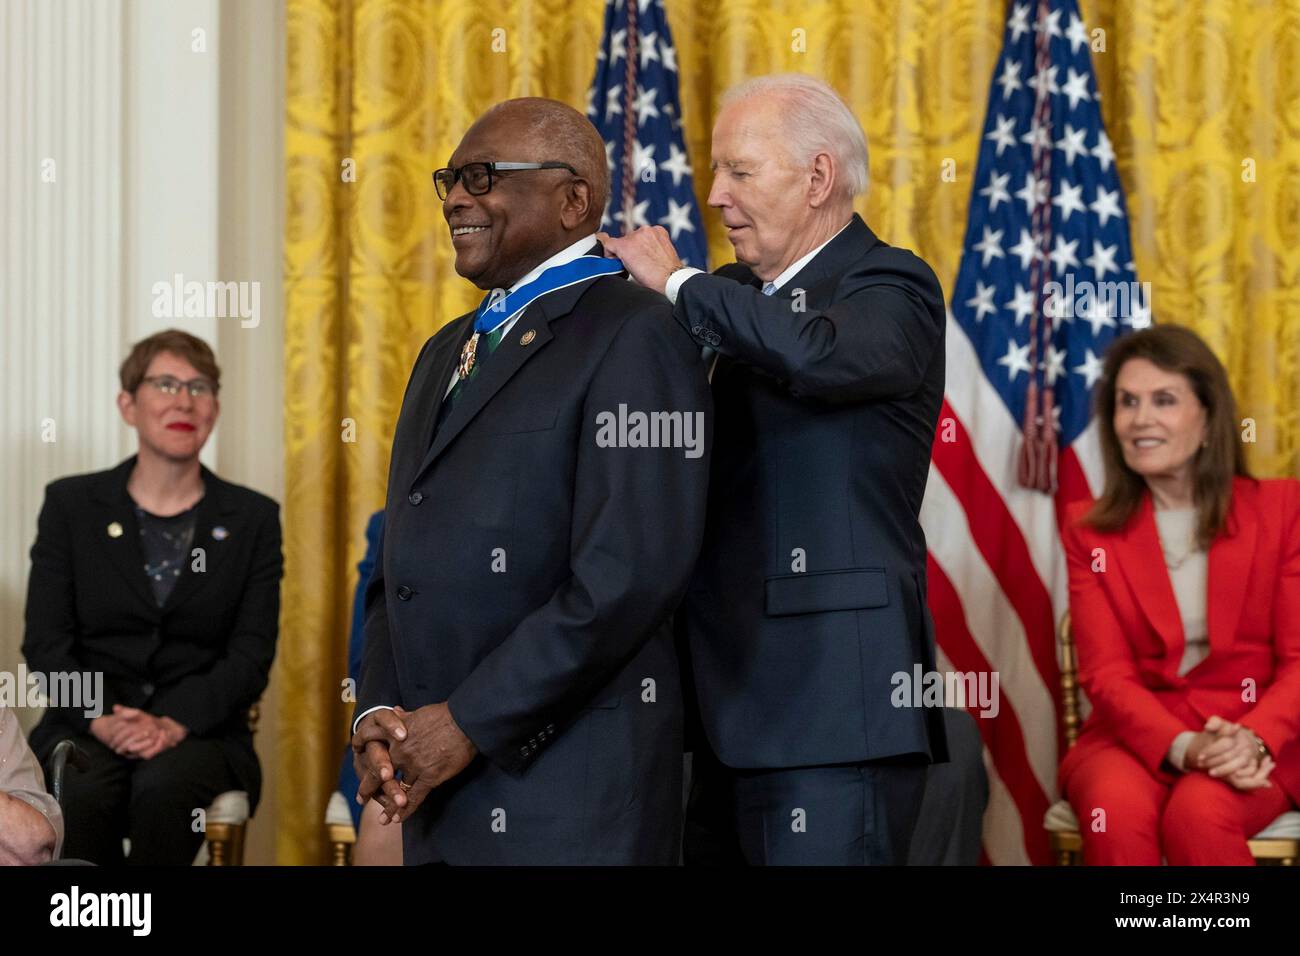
[352,704,396,736]
[1168,730,1196,771]
[665,267,704,305]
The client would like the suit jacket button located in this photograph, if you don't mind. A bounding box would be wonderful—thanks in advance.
[708,332,722,346]
[142,683,155,696]
[408,491,423,506]
[546,723,555,734]
[396,585,413,600]
[691,325,703,336]
[519,746,529,757]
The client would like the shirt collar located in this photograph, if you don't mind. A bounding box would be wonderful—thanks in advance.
[508,233,600,293]
[767,219,853,292]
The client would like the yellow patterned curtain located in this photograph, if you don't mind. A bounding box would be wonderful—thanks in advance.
[282,0,1300,863]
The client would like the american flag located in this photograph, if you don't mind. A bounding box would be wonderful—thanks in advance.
[585,0,708,270]
[922,0,1146,864]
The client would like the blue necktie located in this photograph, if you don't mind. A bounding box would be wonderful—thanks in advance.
[762,281,777,296]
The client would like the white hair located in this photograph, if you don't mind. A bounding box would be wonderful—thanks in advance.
[720,73,869,201]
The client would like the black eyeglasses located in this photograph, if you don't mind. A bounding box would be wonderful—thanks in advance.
[432,161,578,200]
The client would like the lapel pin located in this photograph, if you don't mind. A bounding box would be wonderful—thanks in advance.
[520,329,536,346]
[212,526,229,541]
[107,521,123,538]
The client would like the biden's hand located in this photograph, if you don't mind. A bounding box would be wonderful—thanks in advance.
[597,225,684,296]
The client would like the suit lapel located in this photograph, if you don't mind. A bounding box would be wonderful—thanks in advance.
[91,460,156,610]
[410,313,473,460]
[1205,477,1254,659]
[779,213,878,295]
[418,310,556,474]
[1114,493,1186,659]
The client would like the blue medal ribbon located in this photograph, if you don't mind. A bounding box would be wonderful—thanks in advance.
[474,255,625,335]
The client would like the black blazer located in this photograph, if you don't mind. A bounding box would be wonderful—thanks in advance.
[23,457,282,808]
[356,251,712,864]
[675,214,951,769]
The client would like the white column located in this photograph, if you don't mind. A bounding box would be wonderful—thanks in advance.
[0,0,228,721]
[1,1,128,715]
[2,0,284,863]
[123,0,222,464]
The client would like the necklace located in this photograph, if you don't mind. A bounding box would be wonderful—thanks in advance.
[1157,517,1198,570]
[1162,542,1196,570]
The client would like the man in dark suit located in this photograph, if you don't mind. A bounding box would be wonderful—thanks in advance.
[602,73,949,865]
[350,98,712,865]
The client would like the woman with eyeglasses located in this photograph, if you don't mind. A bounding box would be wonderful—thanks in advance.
[22,329,282,864]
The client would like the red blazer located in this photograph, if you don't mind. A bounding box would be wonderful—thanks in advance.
[1060,476,1300,806]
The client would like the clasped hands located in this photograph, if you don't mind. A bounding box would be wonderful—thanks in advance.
[1183,715,1275,790]
[351,702,477,825]
[89,704,188,760]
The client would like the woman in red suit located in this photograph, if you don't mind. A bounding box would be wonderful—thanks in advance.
[1061,324,1300,865]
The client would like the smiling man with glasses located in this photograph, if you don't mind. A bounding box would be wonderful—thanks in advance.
[351,97,712,865]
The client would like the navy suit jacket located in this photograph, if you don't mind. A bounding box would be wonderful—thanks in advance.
[355,251,712,864]
[675,214,950,769]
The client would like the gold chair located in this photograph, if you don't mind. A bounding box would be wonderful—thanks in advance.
[325,791,358,865]
[1044,613,1300,865]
